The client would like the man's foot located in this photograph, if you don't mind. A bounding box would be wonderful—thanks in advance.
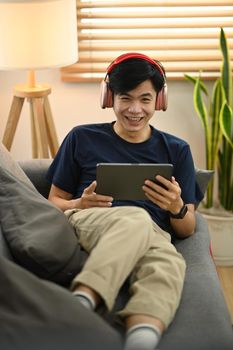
[73,291,96,311]
[124,324,161,350]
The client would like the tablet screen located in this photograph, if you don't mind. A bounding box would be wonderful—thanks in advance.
[96,163,174,200]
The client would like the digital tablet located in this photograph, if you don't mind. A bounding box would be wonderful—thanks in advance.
[96,163,174,200]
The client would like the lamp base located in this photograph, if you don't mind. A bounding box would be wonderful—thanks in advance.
[2,84,59,158]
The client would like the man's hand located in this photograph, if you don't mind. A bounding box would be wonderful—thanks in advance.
[143,175,196,237]
[142,175,183,214]
[79,181,113,209]
[48,182,113,211]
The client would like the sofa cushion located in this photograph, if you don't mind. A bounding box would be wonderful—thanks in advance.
[19,159,52,198]
[0,165,82,285]
[195,168,214,201]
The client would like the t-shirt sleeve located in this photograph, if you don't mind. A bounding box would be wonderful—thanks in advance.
[173,144,204,207]
[46,129,80,195]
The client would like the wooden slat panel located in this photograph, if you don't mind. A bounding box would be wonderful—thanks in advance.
[78,39,233,51]
[78,29,233,41]
[74,50,233,62]
[61,1,233,82]
[77,1,233,9]
[61,60,233,73]
[78,19,233,30]
[78,9,233,19]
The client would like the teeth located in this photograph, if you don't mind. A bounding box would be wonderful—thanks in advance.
[127,117,142,121]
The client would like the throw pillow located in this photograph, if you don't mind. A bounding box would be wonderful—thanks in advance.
[0,142,34,188]
[0,166,82,285]
[0,255,121,350]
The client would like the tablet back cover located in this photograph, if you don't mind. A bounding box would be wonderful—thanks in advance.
[96,163,173,200]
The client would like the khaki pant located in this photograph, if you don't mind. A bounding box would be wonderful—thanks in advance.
[65,206,186,328]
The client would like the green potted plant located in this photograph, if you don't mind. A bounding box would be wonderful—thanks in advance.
[185,28,233,265]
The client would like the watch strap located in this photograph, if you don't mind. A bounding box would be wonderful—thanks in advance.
[169,204,188,219]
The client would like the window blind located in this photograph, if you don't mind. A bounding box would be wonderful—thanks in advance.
[61,0,233,82]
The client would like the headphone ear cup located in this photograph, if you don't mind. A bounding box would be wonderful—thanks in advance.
[100,79,113,108]
[155,83,168,111]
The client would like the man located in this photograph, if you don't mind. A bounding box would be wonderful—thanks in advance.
[47,53,202,350]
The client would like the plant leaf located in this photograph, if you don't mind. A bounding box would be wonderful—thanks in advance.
[184,74,209,96]
[193,79,211,169]
[211,79,223,168]
[220,28,232,107]
[219,102,233,149]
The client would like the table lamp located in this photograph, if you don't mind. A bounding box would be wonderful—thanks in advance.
[0,0,78,158]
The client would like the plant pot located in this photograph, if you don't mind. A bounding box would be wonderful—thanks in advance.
[199,208,233,266]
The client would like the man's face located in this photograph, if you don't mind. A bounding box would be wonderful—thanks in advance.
[113,79,156,137]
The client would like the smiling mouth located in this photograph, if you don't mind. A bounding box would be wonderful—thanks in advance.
[126,116,143,122]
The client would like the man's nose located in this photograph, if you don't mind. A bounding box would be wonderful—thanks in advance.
[128,101,143,113]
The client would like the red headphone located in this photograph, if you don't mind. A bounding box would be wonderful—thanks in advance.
[100,52,168,111]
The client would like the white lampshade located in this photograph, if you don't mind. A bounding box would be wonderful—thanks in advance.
[0,0,78,70]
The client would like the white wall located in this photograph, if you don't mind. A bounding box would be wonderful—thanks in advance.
[0,68,208,168]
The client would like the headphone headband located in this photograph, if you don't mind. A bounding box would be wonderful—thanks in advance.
[106,52,165,78]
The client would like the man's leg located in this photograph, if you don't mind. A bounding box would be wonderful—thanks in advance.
[66,206,155,310]
[119,222,186,349]
[66,207,185,349]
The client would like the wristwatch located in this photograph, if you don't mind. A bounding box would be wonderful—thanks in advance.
[169,203,188,219]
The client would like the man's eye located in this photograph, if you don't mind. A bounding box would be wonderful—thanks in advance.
[142,98,151,103]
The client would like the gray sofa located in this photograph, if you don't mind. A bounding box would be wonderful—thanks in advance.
[0,152,233,349]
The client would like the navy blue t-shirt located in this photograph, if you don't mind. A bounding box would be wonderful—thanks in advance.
[47,122,203,235]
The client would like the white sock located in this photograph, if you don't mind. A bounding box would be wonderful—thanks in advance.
[124,324,161,350]
[72,291,96,311]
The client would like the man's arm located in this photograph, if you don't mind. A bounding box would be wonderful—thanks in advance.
[48,182,113,212]
[48,184,77,211]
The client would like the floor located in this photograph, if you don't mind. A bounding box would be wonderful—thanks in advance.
[216,265,233,324]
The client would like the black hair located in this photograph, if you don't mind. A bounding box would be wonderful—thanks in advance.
[108,58,165,95]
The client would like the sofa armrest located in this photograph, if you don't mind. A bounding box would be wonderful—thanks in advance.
[164,213,233,350]
[174,212,211,265]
